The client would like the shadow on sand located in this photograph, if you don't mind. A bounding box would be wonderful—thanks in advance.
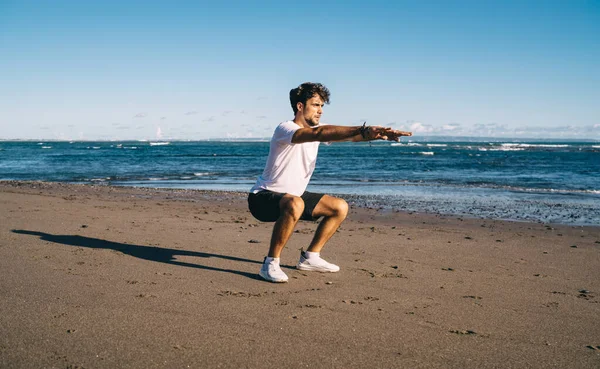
[12,229,271,281]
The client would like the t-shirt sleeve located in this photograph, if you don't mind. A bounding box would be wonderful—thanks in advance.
[273,121,301,145]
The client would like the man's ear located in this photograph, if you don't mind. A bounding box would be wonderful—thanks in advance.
[296,102,304,113]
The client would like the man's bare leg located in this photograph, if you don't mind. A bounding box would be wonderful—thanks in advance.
[306,195,349,253]
[267,195,305,258]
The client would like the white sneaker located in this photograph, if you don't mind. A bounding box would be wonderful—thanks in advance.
[259,257,288,283]
[296,250,340,273]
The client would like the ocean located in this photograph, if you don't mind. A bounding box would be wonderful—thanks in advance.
[1,139,598,225]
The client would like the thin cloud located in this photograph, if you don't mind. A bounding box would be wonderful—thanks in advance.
[222,110,233,116]
[442,123,461,131]
[184,111,198,116]
[202,116,216,122]
[470,123,509,136]
[256,115,268,120]
[409,121,434,133]
[133,113,147,118]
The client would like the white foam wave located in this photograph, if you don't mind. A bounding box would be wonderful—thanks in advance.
[493,148,524,151]
[419,152,434,155]
[393,142,422,147]
[149,142,170,146]
[500,143,569,148]
[426,144,447,147]
[41,146,52,149]
[194,172,212,176]
[480,147,524,152]
[592,145,600,148]
[503,186,600,195]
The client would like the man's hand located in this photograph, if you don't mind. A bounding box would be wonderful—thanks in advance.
[366,126,412,142]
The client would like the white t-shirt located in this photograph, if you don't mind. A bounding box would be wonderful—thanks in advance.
[250,120,321,197]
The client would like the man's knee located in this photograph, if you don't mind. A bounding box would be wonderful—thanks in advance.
[335,198,349,219]
[280,196,305,220]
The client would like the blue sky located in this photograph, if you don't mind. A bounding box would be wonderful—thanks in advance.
[1,0,599,140]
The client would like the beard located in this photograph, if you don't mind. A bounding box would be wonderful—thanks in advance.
[305,116,319,127]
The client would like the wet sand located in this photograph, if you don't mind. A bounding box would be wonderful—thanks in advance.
[1,181,599,368]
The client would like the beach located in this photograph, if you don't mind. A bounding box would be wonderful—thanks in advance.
[1,181,599,368]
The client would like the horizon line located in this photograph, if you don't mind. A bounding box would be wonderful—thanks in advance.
[1,136,599,143]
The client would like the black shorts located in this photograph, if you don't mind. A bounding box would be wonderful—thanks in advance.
[248,190,325,222]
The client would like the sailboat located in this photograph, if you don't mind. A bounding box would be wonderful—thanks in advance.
[149,126,170,146]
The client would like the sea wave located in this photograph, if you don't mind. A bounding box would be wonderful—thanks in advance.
[390,142,422,147]
[479,147,525,151]
[500,143,570,148]
[313,179,600,196]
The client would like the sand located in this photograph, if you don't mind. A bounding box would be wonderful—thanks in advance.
[0,181,599,369]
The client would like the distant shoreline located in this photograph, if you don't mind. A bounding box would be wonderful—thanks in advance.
[2,180,599,229]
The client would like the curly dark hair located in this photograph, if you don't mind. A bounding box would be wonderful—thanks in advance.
[289,82,330,115]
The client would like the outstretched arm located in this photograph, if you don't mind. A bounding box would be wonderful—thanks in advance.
[292,124,412,144]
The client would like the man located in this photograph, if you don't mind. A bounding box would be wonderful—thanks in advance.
[248,82,412,283]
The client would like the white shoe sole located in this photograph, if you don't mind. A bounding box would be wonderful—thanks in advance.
[296,263,340,273]
[259,270,288,283]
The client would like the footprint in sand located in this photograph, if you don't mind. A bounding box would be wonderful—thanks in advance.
[449,329,476,335]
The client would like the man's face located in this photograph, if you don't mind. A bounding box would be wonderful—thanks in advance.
[300,95,324,126]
